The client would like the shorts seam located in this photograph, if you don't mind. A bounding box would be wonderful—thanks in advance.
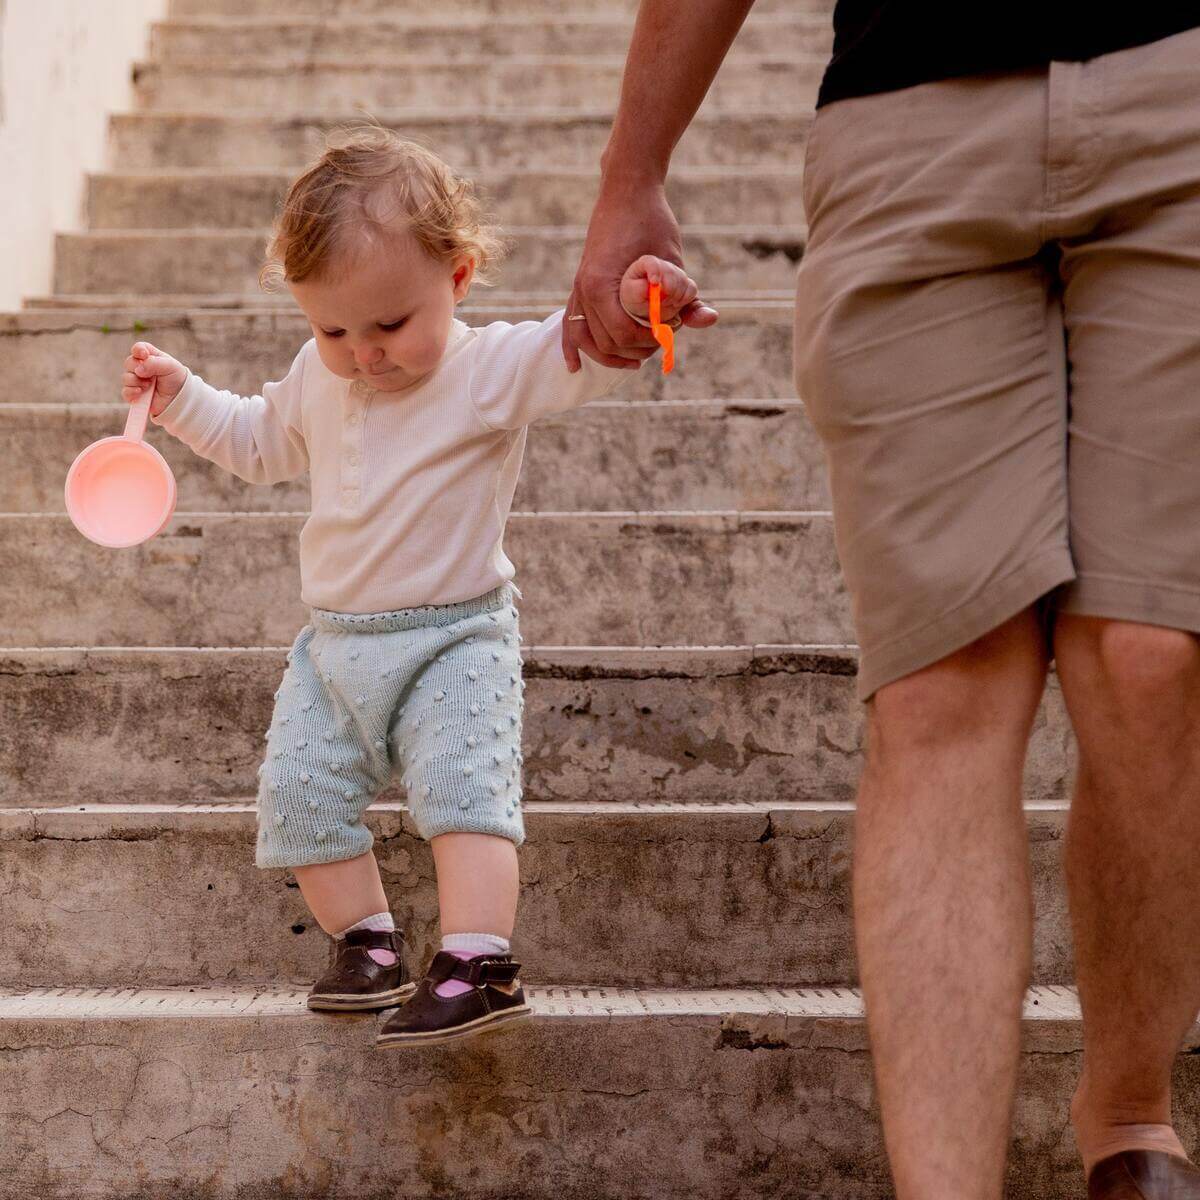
[1057,574,1200,633]
[858,546,1075,700]
[1066,571,1200,602]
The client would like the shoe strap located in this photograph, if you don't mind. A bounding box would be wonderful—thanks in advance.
[342,929,402,952]
[429,951,521,987]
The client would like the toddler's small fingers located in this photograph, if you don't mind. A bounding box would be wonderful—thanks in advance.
[135,353,175,378]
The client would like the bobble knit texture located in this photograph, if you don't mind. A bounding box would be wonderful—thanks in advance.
[257,587,526,869]
[152,311,624,614]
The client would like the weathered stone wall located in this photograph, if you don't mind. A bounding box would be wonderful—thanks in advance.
[0,0,168,308]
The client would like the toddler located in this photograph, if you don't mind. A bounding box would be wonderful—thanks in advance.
[120,128,699,1048]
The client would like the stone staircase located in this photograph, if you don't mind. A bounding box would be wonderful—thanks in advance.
[2,2,1195,1197]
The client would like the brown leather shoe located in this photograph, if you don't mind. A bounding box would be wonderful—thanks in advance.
[307,929,415,1012]
[375,951,532,1048]
[1088,1150,1200,1199]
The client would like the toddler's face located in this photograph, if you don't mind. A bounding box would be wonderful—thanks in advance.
[290,230,473,393]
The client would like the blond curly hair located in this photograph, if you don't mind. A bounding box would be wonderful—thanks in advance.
[261,125,508,290]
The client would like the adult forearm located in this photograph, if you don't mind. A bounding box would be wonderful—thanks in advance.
[601,0,758,186]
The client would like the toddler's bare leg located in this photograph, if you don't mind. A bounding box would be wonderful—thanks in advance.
[293,851,390,935]
[432,832,520,937]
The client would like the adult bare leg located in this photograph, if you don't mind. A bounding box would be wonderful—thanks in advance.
[1055,617,1200,1175]
[855,609,1049,1200]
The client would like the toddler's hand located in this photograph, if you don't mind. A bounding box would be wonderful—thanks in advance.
[618,255,704,325]
[121,342,189,415]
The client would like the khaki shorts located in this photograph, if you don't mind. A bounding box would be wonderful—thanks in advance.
[795,27,1200,700]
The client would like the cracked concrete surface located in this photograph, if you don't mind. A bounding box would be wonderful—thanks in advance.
[0,511,848,646]
[0,988,1196,1199]
[0,802,1076,989]
[0,646,1076,807]
[2,400,827,513]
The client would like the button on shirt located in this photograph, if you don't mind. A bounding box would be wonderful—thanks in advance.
[153,312,624,613]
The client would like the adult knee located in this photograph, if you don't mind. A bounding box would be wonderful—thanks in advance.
[1060,620,1200,741]
[868,624,1047,763]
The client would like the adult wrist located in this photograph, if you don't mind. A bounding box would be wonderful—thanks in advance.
[598,140,669,193]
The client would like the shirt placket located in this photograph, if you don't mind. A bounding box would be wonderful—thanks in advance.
[340,378,371,511]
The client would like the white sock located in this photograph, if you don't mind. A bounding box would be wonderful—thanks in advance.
[442,932,509,956]
[335,911,395,939]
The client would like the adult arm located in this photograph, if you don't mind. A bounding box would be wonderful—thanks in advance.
[563,0,756,371]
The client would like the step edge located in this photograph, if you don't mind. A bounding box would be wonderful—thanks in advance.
[0,983,1095,1025]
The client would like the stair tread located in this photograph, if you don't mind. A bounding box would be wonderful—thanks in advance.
[0,982,1086,1023]
[0,796,1066,818]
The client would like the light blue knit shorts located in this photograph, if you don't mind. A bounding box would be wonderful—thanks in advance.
[256,586,525,869]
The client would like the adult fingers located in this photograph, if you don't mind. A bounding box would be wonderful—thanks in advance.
[561,287,584,372]
[679,298,721,328]
[565,306,647,371]
[577,278,657,360]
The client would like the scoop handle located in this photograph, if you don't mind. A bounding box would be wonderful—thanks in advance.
[648,283,675,375]
[124,378,156,442]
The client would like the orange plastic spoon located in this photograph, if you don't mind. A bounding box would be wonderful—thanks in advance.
[648,282,675,374]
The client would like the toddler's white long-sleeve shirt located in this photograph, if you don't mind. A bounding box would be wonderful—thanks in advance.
[154,311,624,614]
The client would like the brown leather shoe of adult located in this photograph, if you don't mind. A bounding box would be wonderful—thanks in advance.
[375,951,532,1048]
[306,929,415,1012]
[1088,1150,1200,1199]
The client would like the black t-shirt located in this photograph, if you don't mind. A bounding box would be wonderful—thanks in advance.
[818,2,1200,107]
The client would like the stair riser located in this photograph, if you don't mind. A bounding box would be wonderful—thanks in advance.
[168,0,814,16]
[87,169,806,229]
[1,403,829,513]
[151,18,833,61]
[0,805,1072,989]
[133,59,821,113]
[0,650,1075,806]
[53,228,805,296]
[0,1002,1183,1200]
[0,514,846,646]
[1,309,799,404]
[108,112,811,171]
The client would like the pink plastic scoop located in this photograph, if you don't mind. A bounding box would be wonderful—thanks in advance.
[65,381,177,548]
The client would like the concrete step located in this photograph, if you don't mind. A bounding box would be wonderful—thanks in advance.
[0,800,1073,990]
[27,289,797,309]
[107,109,810,170]
[87,165,805,229]
[0,646,1073,807]
[1,399,828,513]
[151,14,833,61]
[0,511,845,646]
[0,982,1176,1200]
[1,304,797,403]
[131,56,822,113]
[53,227,806,297]
[169,0,819,16]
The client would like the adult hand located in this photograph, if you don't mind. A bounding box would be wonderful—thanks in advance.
[562,177,720,373]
